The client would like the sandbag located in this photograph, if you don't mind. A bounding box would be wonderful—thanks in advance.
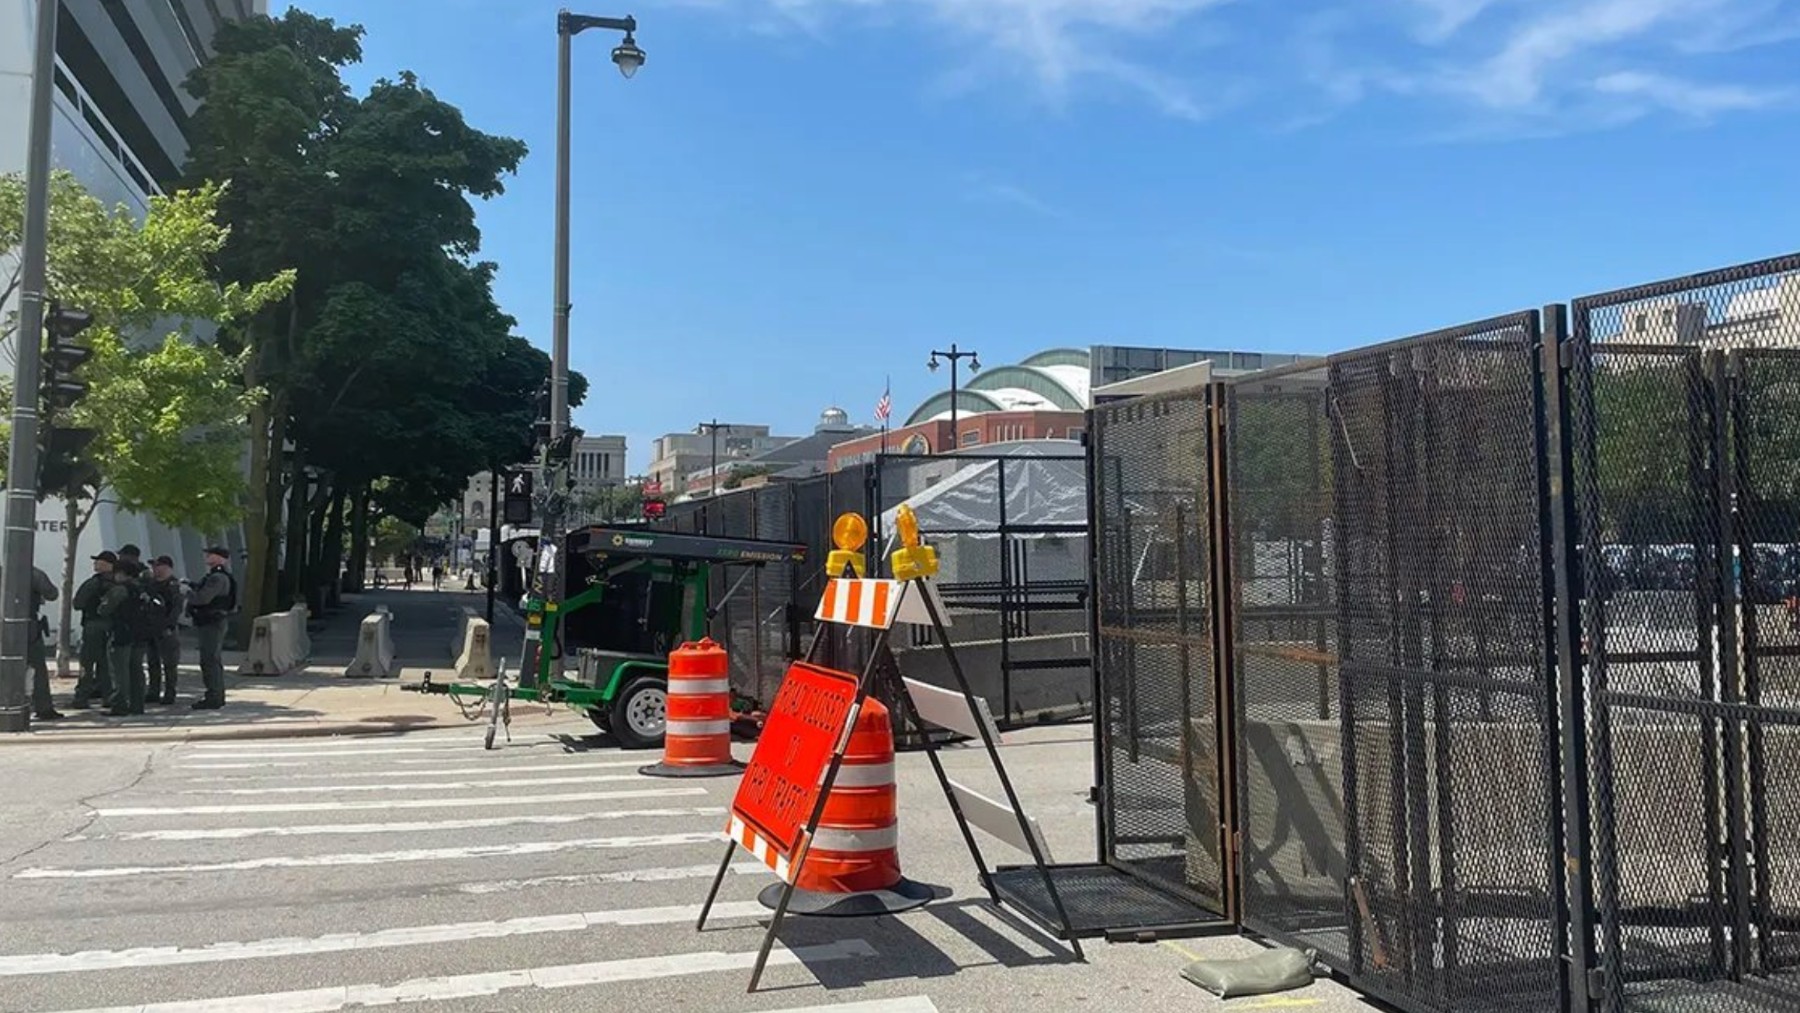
[1180,946,1316,999]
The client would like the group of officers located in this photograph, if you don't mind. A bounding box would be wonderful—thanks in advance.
[26,543,236,720]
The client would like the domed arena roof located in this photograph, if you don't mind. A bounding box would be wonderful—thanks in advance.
[904,348,1090,426]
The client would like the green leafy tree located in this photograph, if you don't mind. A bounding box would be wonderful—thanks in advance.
[0,172,291,666]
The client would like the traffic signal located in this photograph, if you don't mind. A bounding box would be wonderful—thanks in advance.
[38,303,100,495]
[41,303,95,412]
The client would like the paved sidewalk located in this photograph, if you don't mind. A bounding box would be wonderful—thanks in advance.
[4,588,545,744]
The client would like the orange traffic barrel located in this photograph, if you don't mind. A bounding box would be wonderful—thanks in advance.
[640,638,745,779]
[758,697,935,916]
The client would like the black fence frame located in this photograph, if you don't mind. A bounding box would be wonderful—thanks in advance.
[1083,252,1800,1013]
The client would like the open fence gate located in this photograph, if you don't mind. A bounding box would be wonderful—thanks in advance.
[1076,251,1800,1013]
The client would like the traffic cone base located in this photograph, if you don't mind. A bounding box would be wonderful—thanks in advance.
[639,758,745,779]
[757,876,936,918]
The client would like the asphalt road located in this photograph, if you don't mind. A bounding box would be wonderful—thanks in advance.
[0,718,1377,1012]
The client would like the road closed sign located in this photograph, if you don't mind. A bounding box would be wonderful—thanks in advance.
[727,661,862,880]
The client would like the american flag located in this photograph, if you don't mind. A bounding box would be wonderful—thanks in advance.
[875,381,892,423]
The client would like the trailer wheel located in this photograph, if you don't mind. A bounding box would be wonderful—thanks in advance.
[586,707,612,733]
[610,676,667,751]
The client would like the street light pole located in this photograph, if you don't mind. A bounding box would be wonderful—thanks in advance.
[0,0,60,733]
[927,343,980,455]
[522,9,643,689]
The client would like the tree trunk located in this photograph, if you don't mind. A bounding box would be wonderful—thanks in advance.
[240,390,269,647]
[283,445,308,607]
[321,486,348,604]
[259,395,288,617]
[306,479,331,608]
[54,496,80,678]
[347,483,371,592]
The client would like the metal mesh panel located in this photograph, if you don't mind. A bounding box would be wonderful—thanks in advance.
[874,452,1092,727]
[1573,256,1800,1013]
[1324,318,1561,1013]
[1227,365,1351,965]
[1091,391,1226,913]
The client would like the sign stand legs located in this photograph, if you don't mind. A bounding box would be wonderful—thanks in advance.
[910,584,1086,959]
[694,839,739,932]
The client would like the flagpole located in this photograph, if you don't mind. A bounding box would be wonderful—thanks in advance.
[880,374,890,455]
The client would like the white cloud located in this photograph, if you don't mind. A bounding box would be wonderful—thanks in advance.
[681,0,1800,131]
[700,0,1235,117]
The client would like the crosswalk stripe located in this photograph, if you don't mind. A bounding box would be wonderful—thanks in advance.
[51,939,877,1013]
[452,860,766,895]
[13,831,721,879]
[67,808,719,841]
[180,773,648,795]
[0,900,768,976]
[756,1000,941,1013]
[187,733,488,751]
[94,788,703,817]
[179,758,646,776]
[177,743,569,760]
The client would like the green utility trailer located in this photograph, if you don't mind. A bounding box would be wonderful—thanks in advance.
[414,526,806,748]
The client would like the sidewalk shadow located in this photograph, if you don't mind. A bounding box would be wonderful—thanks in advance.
[38,697,330,730]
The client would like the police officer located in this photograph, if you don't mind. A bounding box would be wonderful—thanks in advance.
[71,550,117,708]
[187,546,236,710]
[99,561,143,716]
[117,544,149,694]
[28,564,62,720]
[146,555,184,705]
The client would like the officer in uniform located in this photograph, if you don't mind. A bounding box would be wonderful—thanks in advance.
[187,546,236,710]
[117,544,150,695]
[99,561,142,716]
[71,550,117,708]
[146,555,184,705]
[28,564,62,720]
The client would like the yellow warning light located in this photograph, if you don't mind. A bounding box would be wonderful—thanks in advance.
[827,512,868,578]
[888,504,939,581]
[832,512,869,552]
[895,504,922,550]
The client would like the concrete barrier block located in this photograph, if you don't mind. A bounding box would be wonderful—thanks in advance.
[239,609,307,676]
[291,602,314,660]
[450,607,475,660]
[454,617,494,681]
[344,611,396,678]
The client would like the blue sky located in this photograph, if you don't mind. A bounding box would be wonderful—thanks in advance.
[291,0,1800,471]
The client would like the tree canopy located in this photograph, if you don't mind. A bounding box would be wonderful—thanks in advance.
[179,9,585,616]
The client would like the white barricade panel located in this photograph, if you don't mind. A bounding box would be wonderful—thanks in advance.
[946,778,1053,863]
[903,677,1000,743]
[345,612,397,678]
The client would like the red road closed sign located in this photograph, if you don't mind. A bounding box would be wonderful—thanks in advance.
[727,661,861,876]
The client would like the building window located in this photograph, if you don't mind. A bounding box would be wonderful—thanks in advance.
[961,430,981,447]
[1661,307,1674,326]
[1635,313,1648,334]
[1067,428,1084,442]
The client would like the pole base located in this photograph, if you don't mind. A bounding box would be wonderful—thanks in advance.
[758,877,937,918]
[0,707,29,733]
[639,759,745,779]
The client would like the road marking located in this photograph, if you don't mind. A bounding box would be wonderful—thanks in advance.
[1231,999,1322,1010]
[179,742,573,760]
[53,938,877,1012]
[187,733,491,750]
[755,999,940,1013]
[0,900,768,976]
[180,758,646,776]
[453,860,765,895]
[14,831,720,879]
[93,787,706,818]
[180,773,647,795]
[68,808,719,841]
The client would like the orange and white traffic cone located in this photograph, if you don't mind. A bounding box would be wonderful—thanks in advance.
[758,697,935,916]
[640,638,745,779]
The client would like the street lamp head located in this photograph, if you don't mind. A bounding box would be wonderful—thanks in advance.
[612,34,646,78]
[969,355,981,372]
[927,355,940,372]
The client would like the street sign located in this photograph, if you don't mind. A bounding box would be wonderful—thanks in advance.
[502,469,533,525]
[642,498,666,519]
[643,479,662,496]
[727,661,862,875]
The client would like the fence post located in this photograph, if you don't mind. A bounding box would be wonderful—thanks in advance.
[1542,302,1600,1012]
[1204,380,1242,926]
[1082,420,1108,862]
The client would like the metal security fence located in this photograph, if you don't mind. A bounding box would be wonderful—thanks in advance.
[1090,389,1231,915]
[875,451,1093,728]
[1568,255,1800,1013]
[1075,251,1800,1013]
